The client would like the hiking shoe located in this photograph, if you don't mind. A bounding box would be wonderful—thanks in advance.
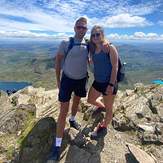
[48,146,60,161]
[97,107,106,112]
[90,125,107,140]
[69,120,81,130]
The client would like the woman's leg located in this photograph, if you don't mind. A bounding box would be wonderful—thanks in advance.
[87,86,104,108]
[102,94,115,127]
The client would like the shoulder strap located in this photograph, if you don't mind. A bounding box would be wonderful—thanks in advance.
[108,42,121,69]
[65,37,89,61]
[84,38,90,52]
[65,37,74,58]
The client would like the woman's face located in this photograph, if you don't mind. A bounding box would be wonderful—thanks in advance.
[91,29,103,44]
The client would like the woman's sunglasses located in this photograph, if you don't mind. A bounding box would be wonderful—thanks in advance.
[91,33,101,38]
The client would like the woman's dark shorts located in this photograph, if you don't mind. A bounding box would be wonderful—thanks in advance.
[92,80,118,96]
[58,72,87,102]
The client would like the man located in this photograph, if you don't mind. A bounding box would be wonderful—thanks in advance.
[49,17,88,161]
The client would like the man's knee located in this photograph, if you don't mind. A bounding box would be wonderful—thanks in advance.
[59,102,69,114]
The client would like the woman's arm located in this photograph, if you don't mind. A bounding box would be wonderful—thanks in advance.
[109,44,119,85]
[105,44,118,95]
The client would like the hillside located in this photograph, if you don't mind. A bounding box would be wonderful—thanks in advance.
[0,40,163,90]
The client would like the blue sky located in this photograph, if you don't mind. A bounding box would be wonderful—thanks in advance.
[0,0,163,41]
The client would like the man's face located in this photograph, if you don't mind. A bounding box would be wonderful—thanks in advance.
[74,21,87,39]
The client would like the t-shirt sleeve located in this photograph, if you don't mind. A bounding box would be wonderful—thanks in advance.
[57,40,68,56]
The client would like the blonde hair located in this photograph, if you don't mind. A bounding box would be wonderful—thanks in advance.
[75,17,87,25]
[89,25,108,54]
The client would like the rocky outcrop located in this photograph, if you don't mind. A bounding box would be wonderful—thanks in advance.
[111,84,163,146]
[9,86,59,118]
[17,117,56,163]
[0,84,162,163]
[126,143,157,163]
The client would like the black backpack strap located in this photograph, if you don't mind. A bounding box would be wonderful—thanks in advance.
[65,37,74,58]
[107,43,123,82]
[84,38,90,53]
[65,37,89,61]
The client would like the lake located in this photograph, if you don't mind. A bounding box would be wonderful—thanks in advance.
[0,81,32,93]
[152,80,163,85]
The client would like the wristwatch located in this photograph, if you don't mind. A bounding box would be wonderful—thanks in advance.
[108,83,114,87]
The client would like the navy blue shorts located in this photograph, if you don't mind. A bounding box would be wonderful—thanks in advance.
[58,73,87,102]
[92,80,118,96]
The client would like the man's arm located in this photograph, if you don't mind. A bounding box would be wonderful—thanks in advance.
[55,53,64,89]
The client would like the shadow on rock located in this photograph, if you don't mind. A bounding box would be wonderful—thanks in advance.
[63,122,105,163]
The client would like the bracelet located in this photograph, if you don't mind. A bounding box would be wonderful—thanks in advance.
[108,83,114,87]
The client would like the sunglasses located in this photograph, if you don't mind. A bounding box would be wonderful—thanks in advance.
[91,33,101,38]
[76,26,87,30]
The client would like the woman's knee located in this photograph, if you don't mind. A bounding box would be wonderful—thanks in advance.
[87,97,94,104]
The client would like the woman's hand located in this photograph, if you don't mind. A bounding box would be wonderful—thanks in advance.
[88,57,93,64]
[105,85,114,95]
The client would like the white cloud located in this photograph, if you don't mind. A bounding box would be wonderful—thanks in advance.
[0,8,74,32]
[101,14,152,28]
[0,30,50,38]
[158,20,163,26]
[134,32,146,38]
[0,0,162,38]
[0,0,160,32]
[0,30,163,41]
[107,32,163,41]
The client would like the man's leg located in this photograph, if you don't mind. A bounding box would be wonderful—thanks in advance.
[69,77,87,130]
[69,95,81,130]
[48,101,69,161]
[56,101,70,138]
[71,95,81,117]
[49,72,72,161]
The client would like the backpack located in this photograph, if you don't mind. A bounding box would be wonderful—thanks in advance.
[109,43,125,83]
[65,37,89,60]
[117,57,125,82]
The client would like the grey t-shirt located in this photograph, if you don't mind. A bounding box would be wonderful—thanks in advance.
[57,37,88,79]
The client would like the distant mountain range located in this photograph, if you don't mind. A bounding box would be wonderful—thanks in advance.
[0,39,163,90]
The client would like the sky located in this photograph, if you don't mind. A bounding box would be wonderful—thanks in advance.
[0,0,163,41]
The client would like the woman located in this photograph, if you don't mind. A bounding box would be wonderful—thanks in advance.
[87,25,119,139]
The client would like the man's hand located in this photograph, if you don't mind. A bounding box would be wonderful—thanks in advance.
[57,80,60,89]
[101,41,110,54]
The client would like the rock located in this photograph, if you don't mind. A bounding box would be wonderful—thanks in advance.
[137,124,155,133]
[18,117,56,163]
[141,132,159,144]
[155,104,163,122]
[65,145,91,163]
[125,89,134,96]
[69,129,87,147]
[17,104,36,115]
[0,90,12,111]
[0,84,163,163]
[155,123,163,135]
[0,103,37,135]
[134,83,145,93]
[112,114,133,131]
[126,143,156,163]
